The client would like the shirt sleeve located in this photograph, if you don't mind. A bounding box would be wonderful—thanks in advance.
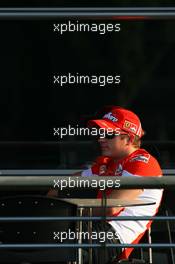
[122,155,162,177]
[81,168,93,177]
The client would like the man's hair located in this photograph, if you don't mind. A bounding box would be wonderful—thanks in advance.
[132,135,142,148]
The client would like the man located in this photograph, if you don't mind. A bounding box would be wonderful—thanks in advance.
[82,106,163,261]
[48,106,163,263]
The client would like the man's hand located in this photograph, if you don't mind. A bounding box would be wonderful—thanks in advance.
[47,189,58,197]
[72,171,82,176]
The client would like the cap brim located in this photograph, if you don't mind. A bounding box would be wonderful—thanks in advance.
[87,119,121,131]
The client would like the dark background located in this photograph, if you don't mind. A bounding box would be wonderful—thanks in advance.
[0,0,175,7]
[0,4,174,264]
[0,18,174,169]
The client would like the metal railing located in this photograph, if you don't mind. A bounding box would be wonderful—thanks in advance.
[0,7,175,18]
[0,169,174,175]
[0,175,174,189]
[0,175,174,263]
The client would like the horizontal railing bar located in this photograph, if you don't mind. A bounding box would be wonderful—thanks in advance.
[0,176,174,189]
[0,140,174,145]
[0,8,175,18]
[0,216,174,221]
[1,8,175,11]
[0,169,173,175]
[0,243,175,248]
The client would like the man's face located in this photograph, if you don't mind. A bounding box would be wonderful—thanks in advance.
[98,133,130,159]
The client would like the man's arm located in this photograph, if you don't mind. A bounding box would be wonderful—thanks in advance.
[92,188,143,216]
[72,171,82,176]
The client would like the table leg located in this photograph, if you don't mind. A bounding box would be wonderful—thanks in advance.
[78,207,83,264]
[88,207,93,264]
[147,227,153,264]
[101,191,107,264]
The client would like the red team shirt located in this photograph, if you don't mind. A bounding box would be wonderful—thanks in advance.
[81,148,163,260]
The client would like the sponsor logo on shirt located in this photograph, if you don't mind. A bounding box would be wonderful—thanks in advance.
[115,164,123,176]
[129,154,150,163]
[99,165,107,175]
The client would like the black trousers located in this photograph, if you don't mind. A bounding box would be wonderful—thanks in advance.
[82,221,122,264]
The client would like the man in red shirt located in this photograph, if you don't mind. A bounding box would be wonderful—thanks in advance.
[48,106,163,263]
[81,106,163,262]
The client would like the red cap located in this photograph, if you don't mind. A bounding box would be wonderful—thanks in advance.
[87,106,144,138]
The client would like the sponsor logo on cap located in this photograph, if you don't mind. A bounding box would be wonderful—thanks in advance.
[103,112,118,122]
[123,120,137,133]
